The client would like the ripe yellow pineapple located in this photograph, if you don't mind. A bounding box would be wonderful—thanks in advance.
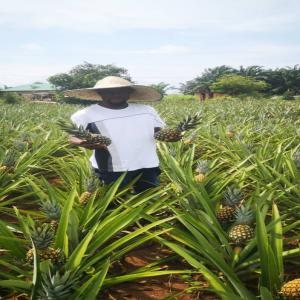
[26,223,64,265]
[279,278,300,299]
[226,125,235,138]
[216,186,242,226]
[228,206,254,245]
[155,113,202,142]
[194,160,210,182]
[79,176,98,205]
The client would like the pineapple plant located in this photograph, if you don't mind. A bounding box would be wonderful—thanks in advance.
[279,278,300,299]
[216,186,242,226]
[228,206,254,245]
[226,125,235,138]
[154,113,202,142]
[38,270,77,300]
[0,150,18,173]
[194,160,210,182]
[26,223,64,265]
[79,176,99,205]
[40,199,61,230]
[293,151,300,168]
[183,131,198,145]
[58,120,111,146]
[193,145,205,160]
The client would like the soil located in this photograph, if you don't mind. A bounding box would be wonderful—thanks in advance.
[99,242,219,300]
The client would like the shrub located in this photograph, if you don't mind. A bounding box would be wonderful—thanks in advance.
[282,91,295,100]
[0,92,25,104]
[211,75,269,96]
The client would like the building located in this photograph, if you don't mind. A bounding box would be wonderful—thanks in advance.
[2,82,57,101]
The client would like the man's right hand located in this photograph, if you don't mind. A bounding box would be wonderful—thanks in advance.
[69,136,108,150]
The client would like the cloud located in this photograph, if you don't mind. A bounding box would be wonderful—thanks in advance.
[0,0,299,33]
[139,45,191,54]
[21,43,43,50]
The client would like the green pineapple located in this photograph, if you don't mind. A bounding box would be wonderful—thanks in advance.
[38,270,77,300]
[40,200,61,230]
[194,160,210,182]
[154,113,202,142]
[216,186,242,225]
[0,150,18,172]
[228,206,254,245]
[26,223,63,264]
[58,120,111,146]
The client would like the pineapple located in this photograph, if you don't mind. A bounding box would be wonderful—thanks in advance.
[226,125,235,138]
[228,206,254,245]
[0,150,18,173]
[26,223,63,265]
[293,151,300,168]
[154,113,202,142]
[58,120,111,146]
[216,186,242,226]
[183,132,198,145]
[194,160,210,182]
[279,278,300,299]
[40,200,61,230]
[38,270,77,300]
[193,145,205,160]
[79,176,98,205]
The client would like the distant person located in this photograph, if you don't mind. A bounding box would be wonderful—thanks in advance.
[66,76,165,193]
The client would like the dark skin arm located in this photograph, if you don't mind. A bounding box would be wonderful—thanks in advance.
[69,136,108,150]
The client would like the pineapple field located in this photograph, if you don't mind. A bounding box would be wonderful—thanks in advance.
[0,97,300,300]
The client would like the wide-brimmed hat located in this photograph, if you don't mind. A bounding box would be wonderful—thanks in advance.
[64,76,162,101]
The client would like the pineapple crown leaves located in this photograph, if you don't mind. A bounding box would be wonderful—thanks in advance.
[223,186,242,207]
[233,205,254,226]
[177,112,202,132]
[57,119,111,145]
[85,176,99,193]
[40,199,61,220]
[196,159,210,174]
[29,223,54,249]
[226,124,235,132]
[39,270,78,300]
[57,119,88,138]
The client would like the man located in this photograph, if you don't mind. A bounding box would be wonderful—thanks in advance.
[66,76,165,193]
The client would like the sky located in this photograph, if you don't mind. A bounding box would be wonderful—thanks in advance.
[0,0,299,89]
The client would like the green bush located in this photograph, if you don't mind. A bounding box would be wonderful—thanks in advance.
[211,75,269,96]
[0,92,25,104]
[282,91,295,100]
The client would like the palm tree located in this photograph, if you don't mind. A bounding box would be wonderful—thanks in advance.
[180,65,236,95]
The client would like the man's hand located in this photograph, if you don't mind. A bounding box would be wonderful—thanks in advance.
[69,136,108,150]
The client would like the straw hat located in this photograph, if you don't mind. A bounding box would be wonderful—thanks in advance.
[64,76,162,101]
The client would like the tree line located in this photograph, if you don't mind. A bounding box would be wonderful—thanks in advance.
[47,62,300,97]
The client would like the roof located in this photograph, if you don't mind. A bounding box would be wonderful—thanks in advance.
[2,82,56,92]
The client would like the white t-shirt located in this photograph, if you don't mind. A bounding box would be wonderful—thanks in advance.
[70,103,165,172]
